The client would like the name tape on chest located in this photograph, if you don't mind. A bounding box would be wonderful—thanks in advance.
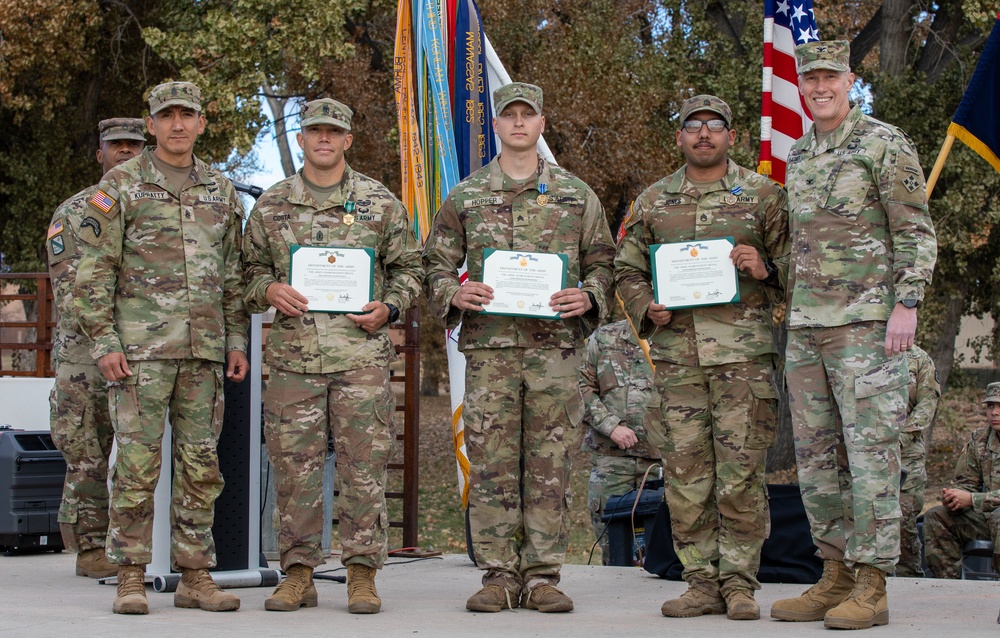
[468,195,504,207]
[134,191,170,200]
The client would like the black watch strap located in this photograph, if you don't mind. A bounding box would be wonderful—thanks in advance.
[763,260,779,284]
[386,304,400,323]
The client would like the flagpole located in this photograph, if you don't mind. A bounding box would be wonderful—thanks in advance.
[925,134,955,199]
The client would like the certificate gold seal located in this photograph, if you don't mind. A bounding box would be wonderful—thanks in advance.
[694,291,702,299]
[536,194,549,206]
[343,213,355,225]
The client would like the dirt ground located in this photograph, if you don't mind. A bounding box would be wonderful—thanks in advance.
[383,386,987,566]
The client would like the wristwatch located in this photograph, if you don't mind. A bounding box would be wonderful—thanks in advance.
[763,260,779,284]
[899,299,920,309]
[386,304,400,323]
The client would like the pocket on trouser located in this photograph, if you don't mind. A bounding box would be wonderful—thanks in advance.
[564,388,585,427]
[873,495,902,556]
[853,357,908,445]
[109,362,142,435]
[58,501,78,525]
[746,380,778,450]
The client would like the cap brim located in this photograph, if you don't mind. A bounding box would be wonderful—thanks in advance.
[300,117,351,131]
[150,98,201,115]
[983,398,1000,404]
[496,98,541,114]
[797,61,850,74]
[682,107,731,127]
[103,132,147,142]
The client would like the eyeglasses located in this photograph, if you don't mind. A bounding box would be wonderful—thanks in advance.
[682,119,728,133]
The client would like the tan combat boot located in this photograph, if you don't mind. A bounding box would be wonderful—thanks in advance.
[76,547,117,578]
[265,564,318,611]
[725,589,760,620]
[823,564,889,629]
[770,559,855,621]
[466,584,518,612]
[174,568,240,611]
[522,584,574,613]
[661,582,726,618]
[346,564,381,614]
[113,565,148,615]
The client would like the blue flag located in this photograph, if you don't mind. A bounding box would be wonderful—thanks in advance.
[949,12,1000,174]
[453,0,497,179]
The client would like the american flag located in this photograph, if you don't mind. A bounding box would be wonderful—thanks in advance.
[89,189,116,214]
[759,0,819,185]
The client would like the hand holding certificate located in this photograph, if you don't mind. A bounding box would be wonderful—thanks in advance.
[480,249,569,319]
[650,237,740,309]
[289,245,375,313]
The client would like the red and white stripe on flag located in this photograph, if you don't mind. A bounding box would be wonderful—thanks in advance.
[759,0,819,185]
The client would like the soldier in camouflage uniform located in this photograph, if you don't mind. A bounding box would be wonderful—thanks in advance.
[242,98,422,614]
[73,82,249,615]
[423,82,615,613]
[923,383,1000,579]
[578,320,660,566]
[615,95,789,621]
[896,345,940,576]
[770,42,937,630]
[47,117,145,579]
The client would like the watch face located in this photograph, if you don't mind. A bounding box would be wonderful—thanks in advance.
[901,299,919,309]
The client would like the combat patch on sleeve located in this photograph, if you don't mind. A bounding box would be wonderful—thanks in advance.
[88,188,120,218]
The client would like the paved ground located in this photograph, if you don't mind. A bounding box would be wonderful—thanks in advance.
[2,552,999,636]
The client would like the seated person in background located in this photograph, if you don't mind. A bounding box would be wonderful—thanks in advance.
[923,382,1000,578]
[578,319,661,565]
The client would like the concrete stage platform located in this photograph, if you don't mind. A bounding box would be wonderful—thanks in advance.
[2,552,998,637]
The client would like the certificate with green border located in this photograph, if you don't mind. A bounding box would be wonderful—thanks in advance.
[289,245,374,313]
[651,237,740,309]
[480,249,568,320]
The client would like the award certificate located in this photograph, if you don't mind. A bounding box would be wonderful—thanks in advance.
[480,249,568,320]
[289,245,374,313]
[651,237,740,309]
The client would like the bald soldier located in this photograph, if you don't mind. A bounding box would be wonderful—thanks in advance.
[74,82,249,615]
[47,117,145,579]
[615,94,789,621]
[424,82,615,613]
[770,42,937,630]
[243,98,422,614]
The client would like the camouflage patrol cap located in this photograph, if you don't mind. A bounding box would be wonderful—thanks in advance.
[795,40,851,74]
[493,82,543,114]
[98,118,146,142]
[679,95,732,127]
[147,82,202,115]
[983,383,1000,404]
[300,98,353,131]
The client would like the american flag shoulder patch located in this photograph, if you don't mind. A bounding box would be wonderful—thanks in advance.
[47,220,64,239]
[89,189,118,216]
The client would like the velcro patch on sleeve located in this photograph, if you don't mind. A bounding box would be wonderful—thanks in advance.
[47,220,64,239]
[88,189,119,217]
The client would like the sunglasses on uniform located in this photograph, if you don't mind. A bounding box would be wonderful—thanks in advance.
[682,119,728,133]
